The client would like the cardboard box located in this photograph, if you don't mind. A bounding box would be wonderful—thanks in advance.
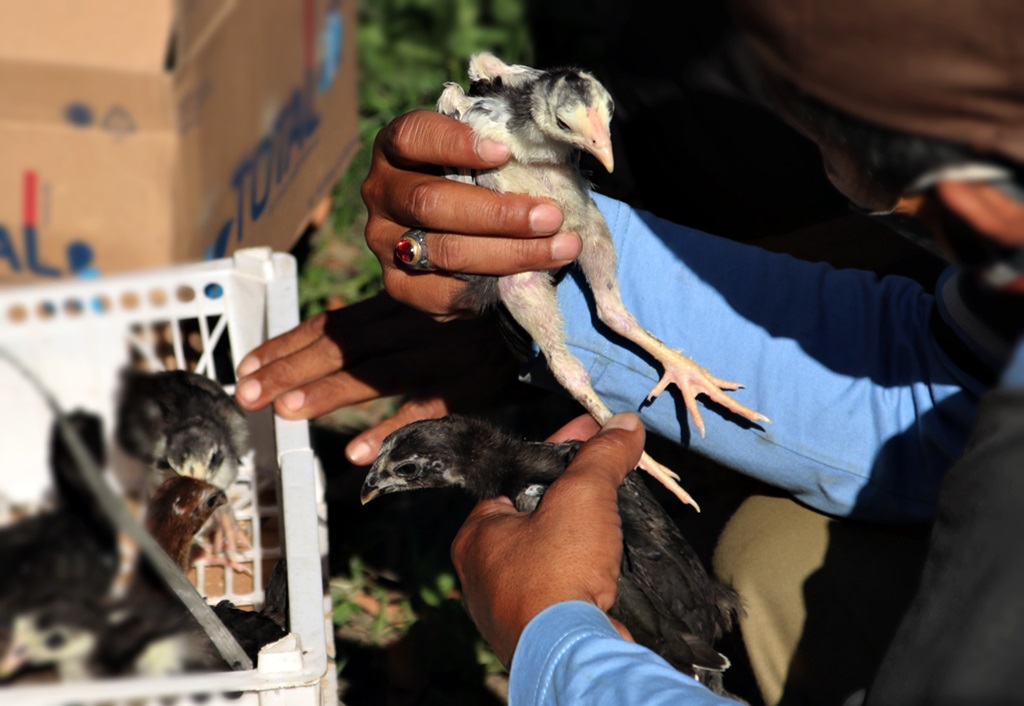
[0,0,359,284]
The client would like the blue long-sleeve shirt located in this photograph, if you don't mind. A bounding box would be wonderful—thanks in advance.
[510,193,1023,705]
[522,194,1007,522]
[510,602,732,705]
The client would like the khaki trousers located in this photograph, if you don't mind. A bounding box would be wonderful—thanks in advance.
[712,495,931,706]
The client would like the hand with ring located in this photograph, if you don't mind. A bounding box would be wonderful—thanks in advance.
[361,110,582,319]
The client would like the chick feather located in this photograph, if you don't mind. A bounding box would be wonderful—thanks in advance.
[438,54,770,509]
[362,415,744,698]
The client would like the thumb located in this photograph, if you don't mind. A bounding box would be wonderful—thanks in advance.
[551,413,645,503]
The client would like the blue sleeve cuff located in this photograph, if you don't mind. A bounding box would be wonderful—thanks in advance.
[509,601,730,706]
[1002,338,1024,386]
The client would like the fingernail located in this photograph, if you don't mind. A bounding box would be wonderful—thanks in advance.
[550,232,581,261]
[236,355,261,378]
[236,379,261,404]
[604,412,640,432]
[346,441,374,465]
[476,138,510,163]
[281,390,305,411]
[530,204,563,234]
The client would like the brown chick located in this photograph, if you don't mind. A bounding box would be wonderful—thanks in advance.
[144,476,227,573]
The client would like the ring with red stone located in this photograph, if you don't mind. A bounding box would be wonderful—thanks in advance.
[394,228,436,271]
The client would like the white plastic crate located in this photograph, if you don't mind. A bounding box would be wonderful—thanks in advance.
[0,248,337,705]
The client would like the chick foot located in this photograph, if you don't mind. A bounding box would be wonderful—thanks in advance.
[646,351,770,438]
[196,507,252,576]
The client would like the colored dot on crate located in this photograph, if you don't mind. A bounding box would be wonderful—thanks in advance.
[91,295,110,314]
[7,305,27,323]
[204,283,224,299]
[64,299,84,317]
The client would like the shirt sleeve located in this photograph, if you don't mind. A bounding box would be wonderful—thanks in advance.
[509,601,732,706]
[1001,337,1024,387]
[521,193,983,522]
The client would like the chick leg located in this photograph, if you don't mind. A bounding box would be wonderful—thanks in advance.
[578,213,770,438]
[195,506,253,576]
[498,272,699,510]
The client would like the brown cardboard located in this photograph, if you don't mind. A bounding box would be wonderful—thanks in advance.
[0,0,359,283]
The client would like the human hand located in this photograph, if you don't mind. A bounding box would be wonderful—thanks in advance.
[361,110,581,318]
[450,412,644,666]
[234,293,524,464]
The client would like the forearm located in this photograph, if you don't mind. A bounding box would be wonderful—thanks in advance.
[510,601,730,706]
[523,194,982,521]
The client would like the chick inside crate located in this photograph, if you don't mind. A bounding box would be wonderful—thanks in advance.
[0,249,337,706]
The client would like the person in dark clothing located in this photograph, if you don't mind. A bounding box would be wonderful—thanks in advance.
[866,343,1024,705]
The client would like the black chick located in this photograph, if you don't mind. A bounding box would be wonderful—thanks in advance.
[212,558,289,664]
[437,54,769,511]
[0,411,116,630]
[116,369,251,561]
[116,369,249,491]
[362,415,744,697]
[0,411,118,681]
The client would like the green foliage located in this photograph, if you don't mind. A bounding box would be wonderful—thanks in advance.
[419,570,457,608]
[358,0,533,125]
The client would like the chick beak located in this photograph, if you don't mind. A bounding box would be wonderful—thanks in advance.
[584,107,614,173]
[181,460,208,482]
[360,469,407,505]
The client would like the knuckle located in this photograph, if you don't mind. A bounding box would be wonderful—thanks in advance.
[434,234,469,270]
[404,182,440,224]
[363,220,393,259]
[483,196,528,233]
[359,174,380,212]
[381,268,413,304]
[509,236,547,269]
[376,116,407,161]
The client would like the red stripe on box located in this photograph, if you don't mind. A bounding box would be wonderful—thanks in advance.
[23,170,37,228]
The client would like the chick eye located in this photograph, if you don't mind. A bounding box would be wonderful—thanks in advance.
[210,450,223,468]
[556,118,570,131]
[45,631,67,650]
[393,462,418,478]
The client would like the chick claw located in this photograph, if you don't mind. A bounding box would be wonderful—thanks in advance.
[639,450,700,513]
[646,352,770,439]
